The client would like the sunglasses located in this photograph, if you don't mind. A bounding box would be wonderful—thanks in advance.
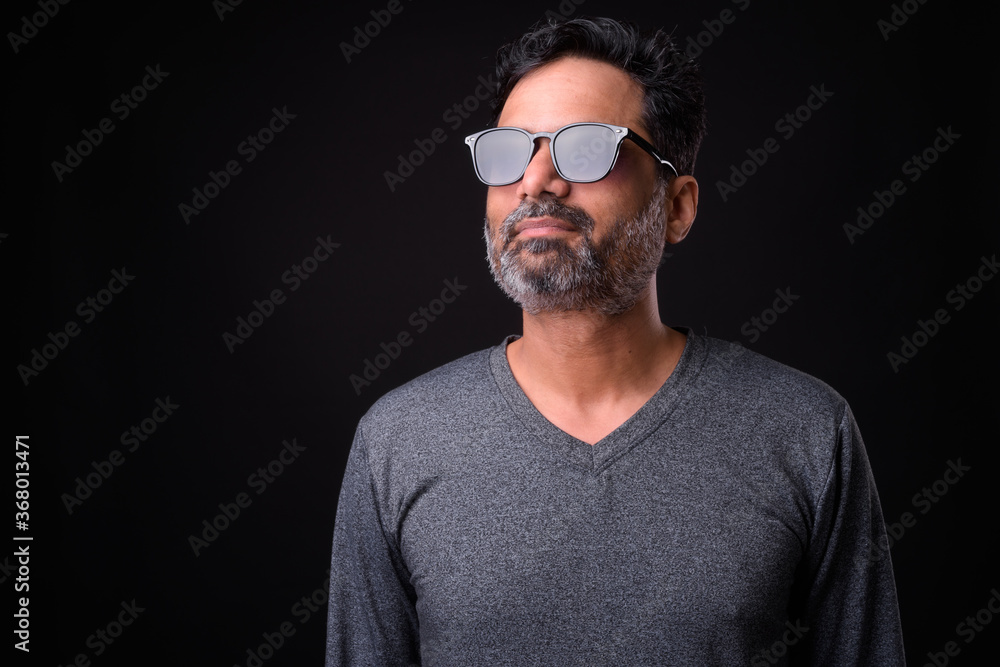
[464,122,678,186]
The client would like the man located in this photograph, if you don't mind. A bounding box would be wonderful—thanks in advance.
[327,17,905,665]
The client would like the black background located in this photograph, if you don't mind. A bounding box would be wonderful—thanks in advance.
[6,0,998,665]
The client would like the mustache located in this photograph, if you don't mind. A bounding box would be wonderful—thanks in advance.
[499,198,595,242]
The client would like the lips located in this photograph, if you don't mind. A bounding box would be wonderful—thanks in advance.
[513,216,578,238]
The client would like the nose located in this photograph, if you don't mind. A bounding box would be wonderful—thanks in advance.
[516,137,570,200]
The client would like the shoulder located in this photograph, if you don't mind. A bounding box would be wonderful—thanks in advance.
[352,342,513,493]
[357,343,503,446]
[684,332,863,504]
[695,333,849,423]
[682,333,856,481]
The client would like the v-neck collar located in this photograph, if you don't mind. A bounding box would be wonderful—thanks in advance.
[488,327,709,473]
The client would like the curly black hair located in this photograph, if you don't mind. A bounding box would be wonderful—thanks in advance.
[491,16,707,177]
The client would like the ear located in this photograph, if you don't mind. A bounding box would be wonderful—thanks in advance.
[664,175,698,244]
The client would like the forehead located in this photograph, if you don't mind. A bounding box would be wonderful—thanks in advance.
[497,56,646,132]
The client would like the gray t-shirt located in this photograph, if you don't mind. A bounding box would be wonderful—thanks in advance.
[326,329,905,665]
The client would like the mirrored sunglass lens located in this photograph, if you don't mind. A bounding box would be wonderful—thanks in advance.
[554,125,618,181]
[475,130,531,184]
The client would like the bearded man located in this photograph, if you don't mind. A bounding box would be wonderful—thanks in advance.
[326,16,905,666]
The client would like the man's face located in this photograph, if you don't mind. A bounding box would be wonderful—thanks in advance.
[484,56,668,316]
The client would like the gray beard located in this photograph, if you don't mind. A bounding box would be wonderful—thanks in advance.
[484,179,668,316]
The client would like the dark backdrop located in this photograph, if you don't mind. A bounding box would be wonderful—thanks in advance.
[6,1,998,665]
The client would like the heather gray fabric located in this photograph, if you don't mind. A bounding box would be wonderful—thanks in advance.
[326,329,905,666]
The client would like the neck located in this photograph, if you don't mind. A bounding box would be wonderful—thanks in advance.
[506,279,685,406]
